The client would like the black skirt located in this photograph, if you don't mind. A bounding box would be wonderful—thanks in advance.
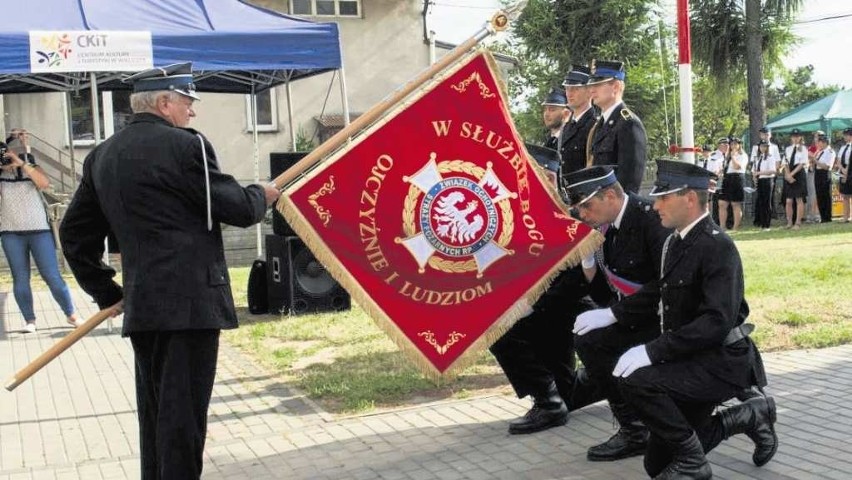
[840,176,852,195]
[717,173,744,202]
[782,169,808,199]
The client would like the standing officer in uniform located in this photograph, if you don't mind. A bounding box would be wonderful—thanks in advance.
[813,134,835,223]
[578,160,777,479]
[587,60,648,194]
[60,63,280,479]
[541,87,570,151]
[490,144,603,435]
[559,65,598,176]
[563,166,670,461]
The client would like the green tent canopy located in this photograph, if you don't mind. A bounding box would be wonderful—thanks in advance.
[766,90,852,137]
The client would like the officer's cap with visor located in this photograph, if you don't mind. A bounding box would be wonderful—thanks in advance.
[525,143,561,174]
[717,137,730,145]
[541,87,568,107]
[587,60,625,86]
[843,127,852,136]
[562,64,591,88]
[649,160,717,197]
[562,166,618,207]
[124,62,200,100]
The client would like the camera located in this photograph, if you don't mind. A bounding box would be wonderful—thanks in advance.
[0,145,9,166]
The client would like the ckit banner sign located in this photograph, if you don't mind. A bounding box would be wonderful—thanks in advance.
[29,31,153,73]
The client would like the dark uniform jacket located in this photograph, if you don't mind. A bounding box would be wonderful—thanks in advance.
[60,113,267,335]
[590,103,647,194]
[559,107,598,176]
[544,133,559,151]
[589,194,670,307]
[610,215,763,388]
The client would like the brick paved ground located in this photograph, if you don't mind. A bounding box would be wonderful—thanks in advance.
[1,289,850,479]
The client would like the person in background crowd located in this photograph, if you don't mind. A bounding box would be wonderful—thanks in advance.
[805,131,822,223]
[782,129,808,230]
[752,140,778,231]
[541,87,570,151]
[587,60,647,194]
[717,138,747,231]
[706,138,728,223]
[750,127,781,168]
[813,134,835,223]
[0,128,80,333]
[698,144,714,171]
[60,63,279,479]
[583,160,777,479]
[837,128,852,222]
[559,64,598,176]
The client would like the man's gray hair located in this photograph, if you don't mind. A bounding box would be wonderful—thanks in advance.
[130,90,181,114]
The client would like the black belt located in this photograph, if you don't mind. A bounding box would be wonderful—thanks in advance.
[724,323,754,346]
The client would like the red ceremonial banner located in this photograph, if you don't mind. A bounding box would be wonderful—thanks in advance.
[280,51,600,377]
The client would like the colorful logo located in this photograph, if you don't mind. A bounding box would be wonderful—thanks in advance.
[34,33,73,67]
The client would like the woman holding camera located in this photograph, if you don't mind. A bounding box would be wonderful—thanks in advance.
[1,129,79,333]
[717,137,747,231]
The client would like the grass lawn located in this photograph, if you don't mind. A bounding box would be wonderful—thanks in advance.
[224,221,852,415]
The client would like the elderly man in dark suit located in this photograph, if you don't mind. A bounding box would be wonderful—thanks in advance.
[587,60,647,194]
[60,62,280,480]
[576,160,777,479]
[562,166,670,462]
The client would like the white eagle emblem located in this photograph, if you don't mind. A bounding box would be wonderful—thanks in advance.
[433,192,484,243]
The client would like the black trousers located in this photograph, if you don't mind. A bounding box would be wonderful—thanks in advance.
[574,322,659,407]
[490,302,588,403]
[754,178,774,228]
[130,329,221,480]
[617,358,742,476]
[815,170,833,222]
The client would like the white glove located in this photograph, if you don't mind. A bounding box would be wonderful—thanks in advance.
[573,308,616,336]
[581,253,596,269]
[613,345,651,377]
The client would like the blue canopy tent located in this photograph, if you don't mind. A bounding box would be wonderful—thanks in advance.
[0,0,346,257]
[0,0,342,94]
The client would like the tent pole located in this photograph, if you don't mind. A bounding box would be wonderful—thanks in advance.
[339,65,351,129]
[251,85,262,257]
[64,92,77,191]
[286,80,296,151]
[90,73,101,147]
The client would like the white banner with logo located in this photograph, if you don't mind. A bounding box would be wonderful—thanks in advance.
[29,31,153,73]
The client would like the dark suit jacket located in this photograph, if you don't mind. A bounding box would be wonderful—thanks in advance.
[589,194,671,307]
[611,215,761,388]
[559,107,598,176]
[60,113,267,335]
[591,103,647,194]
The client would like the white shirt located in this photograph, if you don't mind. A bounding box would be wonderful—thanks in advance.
[838,142,852,168]
[815,147,835,170]
[601,102,621,124]
[706,151,725,174]
[785,144,808,169]
[613,195,629,229]
[751,143,781,165]
[725,152,747,174]
[753,153,778,179]
[677,211,710,239]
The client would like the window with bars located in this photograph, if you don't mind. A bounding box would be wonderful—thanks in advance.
[291,0,360,17]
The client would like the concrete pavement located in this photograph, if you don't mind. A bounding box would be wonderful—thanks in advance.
[1,289,850,479]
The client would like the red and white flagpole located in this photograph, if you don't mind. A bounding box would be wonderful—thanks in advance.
[677,0,696,164]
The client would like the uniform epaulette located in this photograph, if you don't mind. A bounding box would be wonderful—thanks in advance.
[620,108,634,121]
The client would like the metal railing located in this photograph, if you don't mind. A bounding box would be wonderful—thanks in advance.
[26,132,82,200]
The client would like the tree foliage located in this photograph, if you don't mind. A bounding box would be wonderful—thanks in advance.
[765,65,842,119]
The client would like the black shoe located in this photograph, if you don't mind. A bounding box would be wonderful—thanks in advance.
[721,395,778,466]
[653,433,712,480]
[508,382,568,435]
[587,425,648,461]
[508,403,568,434]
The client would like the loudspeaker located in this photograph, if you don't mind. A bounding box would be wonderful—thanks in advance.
[265,235,351,315]
[270,152,309,236]
[247,259,268,314]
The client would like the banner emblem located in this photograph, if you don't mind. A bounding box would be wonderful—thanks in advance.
[399,154,515,276]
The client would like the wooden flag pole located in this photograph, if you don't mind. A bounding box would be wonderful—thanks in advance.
[5,302,123,391]
[269,10,510,190]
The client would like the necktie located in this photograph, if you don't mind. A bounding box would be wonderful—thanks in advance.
[842,144,850,168]
[789,146,797,168]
